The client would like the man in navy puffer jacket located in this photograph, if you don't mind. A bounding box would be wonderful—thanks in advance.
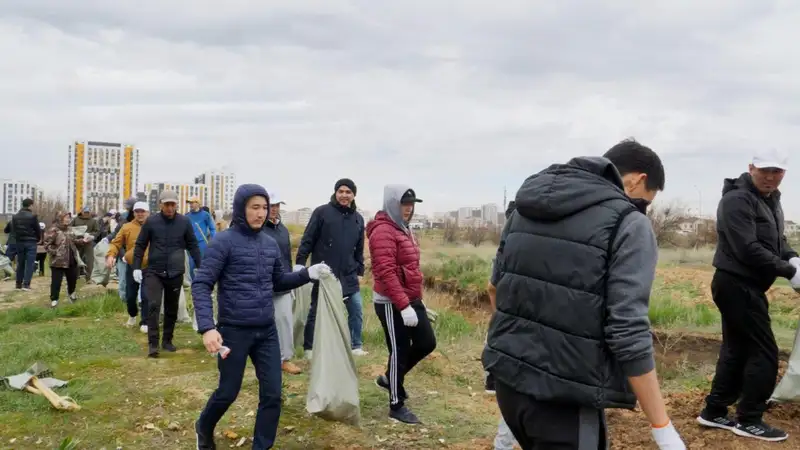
[193,184,330,450]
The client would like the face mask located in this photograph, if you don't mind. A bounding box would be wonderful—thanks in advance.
[630,198,651,214]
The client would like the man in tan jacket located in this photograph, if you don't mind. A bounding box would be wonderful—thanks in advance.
[106,202,150,332]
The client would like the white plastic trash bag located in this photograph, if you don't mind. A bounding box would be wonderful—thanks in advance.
[292,283,313,350]
[0,254,13,279]
[91,240,111,286]
[306,274,361,426]
[771,320,800,403]
[159,286,192,323]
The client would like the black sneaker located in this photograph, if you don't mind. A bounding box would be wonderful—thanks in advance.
[485,372,496,395]
[162,341,177,352]
[696,409,736,431]
[389,406,421,424]
[195,421,216,450]
[733,422,788,442]
[148,344,159,358]
[375,375,408,401]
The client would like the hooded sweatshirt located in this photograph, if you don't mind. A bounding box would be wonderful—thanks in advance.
[367,184,424,310]
[712,172,797,291]
[483,156,657,410]
[192,184,311,334]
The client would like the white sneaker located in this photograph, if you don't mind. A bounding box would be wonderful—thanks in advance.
[68,293,77,303]
[125,317,137,327]
[351,348,369,356]
[140,325,148,334]
[305,350,313,360]
[50,300,58,308]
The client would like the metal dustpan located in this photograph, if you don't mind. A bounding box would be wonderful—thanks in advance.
[2,362,68,391]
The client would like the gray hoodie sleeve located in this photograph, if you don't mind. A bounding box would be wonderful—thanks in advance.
[604,211,657,377]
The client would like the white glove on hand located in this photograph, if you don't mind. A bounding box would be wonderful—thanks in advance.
[401,306,419,327]
[790,258,800,292]
[651,422,685,450]
[101,237,109,245]
[293,264,305,272]
[132,269,143,284]
[307,263,331,280]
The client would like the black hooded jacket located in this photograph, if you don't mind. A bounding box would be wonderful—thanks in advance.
[712,173,797,291]
[483,156,659,410]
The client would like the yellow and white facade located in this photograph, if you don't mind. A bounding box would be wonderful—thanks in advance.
[67,140,140,214]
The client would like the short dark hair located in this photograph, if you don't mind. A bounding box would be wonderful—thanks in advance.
[603,138,665,191]
[22,198,34,208]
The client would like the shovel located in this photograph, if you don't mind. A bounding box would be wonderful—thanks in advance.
[2,362,81,411]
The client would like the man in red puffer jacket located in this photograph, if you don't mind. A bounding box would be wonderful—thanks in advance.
[367,185,436,425]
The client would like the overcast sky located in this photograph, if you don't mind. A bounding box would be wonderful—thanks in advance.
[1,1,799,218]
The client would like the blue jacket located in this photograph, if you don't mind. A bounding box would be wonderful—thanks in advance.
[186,209,216,247]
[295,199,365,296]
[262,219,292,296]
[192,184,311,333]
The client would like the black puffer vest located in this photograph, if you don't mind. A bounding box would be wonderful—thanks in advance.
[483,157,639,409]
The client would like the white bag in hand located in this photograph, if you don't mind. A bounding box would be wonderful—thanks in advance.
[306,273,361,426]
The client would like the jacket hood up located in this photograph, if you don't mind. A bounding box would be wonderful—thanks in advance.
[232,184,269,233]
[380,184,415,231]
[515,156,633,221]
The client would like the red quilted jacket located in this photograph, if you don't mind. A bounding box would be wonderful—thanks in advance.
[366,211,423,310]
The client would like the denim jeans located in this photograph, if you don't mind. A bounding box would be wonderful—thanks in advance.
[198,324,282,449]
[15,242,37,288]
[117,258,127,302]
[344,291,364,349]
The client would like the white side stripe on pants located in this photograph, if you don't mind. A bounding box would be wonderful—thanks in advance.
[385,303,399,405]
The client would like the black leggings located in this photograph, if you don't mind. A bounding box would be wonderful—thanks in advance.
[50,265,78,301]
[36,253,47,276]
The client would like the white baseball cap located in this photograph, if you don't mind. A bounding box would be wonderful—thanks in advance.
[268,192,285,205]
[133,202,150,212]
[752,148,789,171]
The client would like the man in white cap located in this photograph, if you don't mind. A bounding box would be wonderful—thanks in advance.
[132,190,202,357]
[698,148,799,442]
[106,202,151,332]
[261,192,302,375]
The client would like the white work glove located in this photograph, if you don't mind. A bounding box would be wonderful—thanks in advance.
[401,306,419,327]
[651,422,685,450]
[100,237,109,245]
[293,264,305,272]
[132,269,143,283]
[307,263,331,280]
[790,258,800,292]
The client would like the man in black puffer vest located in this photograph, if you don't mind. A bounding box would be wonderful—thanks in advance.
[9,198,41,290]
[483,139,685,449]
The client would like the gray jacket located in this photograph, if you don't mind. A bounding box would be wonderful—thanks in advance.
[483,156,657,410]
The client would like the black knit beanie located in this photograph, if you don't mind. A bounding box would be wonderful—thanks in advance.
[334,178,357,196]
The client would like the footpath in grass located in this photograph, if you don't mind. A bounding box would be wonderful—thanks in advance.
[0,290,501,449]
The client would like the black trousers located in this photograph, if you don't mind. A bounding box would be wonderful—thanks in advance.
[496,380,607,450]
[375,300,436,410]
[125,265,148,325]
[50,265,78,301]
[36,253,47,276]
[705,270,779,424]
[143,271,183,346]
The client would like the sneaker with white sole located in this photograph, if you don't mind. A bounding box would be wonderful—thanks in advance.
[696,410,736,431]
[733,422,788,441]
[352,348,369,356]
[305,350,313,360]
[50,300,58,308]
[140,325,148,334]
[68,293,77,303]
[125,317,137,327]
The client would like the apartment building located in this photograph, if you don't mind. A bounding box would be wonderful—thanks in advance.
[283,208,313,227]
[194,169,235,215]
[67,140,139,213]
[0,180,44,215]
[481,203,499,226]
[144,183,209,214]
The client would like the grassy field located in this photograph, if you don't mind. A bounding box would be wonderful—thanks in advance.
[2,232,800,448]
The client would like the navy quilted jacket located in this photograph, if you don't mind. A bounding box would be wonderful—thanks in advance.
[192,184,311,333]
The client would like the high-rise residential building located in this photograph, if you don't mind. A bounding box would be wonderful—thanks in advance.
[67,140,139,214]
[194,168,235,214]
[143,182,209,214]
[481,203,499,225]
[1,180,44,215]
[283,208,313,227]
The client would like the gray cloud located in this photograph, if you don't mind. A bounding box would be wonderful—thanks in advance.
[0,1,799,217]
